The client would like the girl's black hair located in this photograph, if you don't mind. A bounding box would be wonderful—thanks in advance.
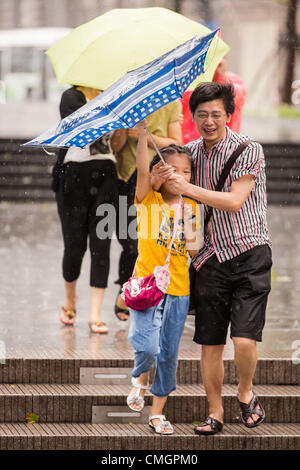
[189,82,236,116]
[149,144,194,182]
[149,144,192,171]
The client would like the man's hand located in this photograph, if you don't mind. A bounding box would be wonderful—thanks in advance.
[151,161,174,190]
[167,173,190,195]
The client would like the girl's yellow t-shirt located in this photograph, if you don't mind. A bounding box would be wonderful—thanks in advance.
[134,188,201,296]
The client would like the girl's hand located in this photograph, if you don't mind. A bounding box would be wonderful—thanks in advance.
[129,119,148,139]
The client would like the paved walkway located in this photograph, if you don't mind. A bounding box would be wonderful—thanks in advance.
[0,202,299,360]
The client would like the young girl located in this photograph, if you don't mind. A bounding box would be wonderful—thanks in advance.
[126,119,202,435]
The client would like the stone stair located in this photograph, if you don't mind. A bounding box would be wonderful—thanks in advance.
[0,351,299,450]
[0,139,56,202]
[263,143,300,205]
[0,140,300,204]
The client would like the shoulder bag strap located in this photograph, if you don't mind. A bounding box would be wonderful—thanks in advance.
[204,140,252,233]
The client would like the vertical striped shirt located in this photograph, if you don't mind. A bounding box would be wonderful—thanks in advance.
[185,126,271,271]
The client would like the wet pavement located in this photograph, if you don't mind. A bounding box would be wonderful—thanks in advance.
[0,202,299,359]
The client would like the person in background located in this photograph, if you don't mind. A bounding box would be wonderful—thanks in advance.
[53,85,118,334]
[181,57,246,144]
[110,100,182,321]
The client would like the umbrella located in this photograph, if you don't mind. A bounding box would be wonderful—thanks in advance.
[24,31,218,154]
[46,7,229,90]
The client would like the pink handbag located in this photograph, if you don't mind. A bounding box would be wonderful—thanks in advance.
[121,199,182,311]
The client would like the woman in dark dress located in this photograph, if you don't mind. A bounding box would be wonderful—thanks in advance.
[53,86,117,334]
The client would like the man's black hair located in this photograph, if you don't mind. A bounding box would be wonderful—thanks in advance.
[189,82,236,116]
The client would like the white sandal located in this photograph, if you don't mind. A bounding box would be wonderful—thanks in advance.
[127,377,148,412]
[149,415,174,435]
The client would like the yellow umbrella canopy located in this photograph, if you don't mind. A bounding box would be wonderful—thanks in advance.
[46,7,230,91]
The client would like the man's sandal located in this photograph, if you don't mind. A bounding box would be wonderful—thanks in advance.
[60,306,76,326]
[149,415,174,435]
[237,391,265,428]
[194,416,223,435]
[88,321,108,334]
[127,377,148,411]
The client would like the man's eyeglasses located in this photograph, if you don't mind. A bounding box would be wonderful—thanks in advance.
[195,112,227,121]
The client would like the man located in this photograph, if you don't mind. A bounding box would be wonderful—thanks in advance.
[152,82,272,435]
[181,57,246,144]
[110,100,182,320]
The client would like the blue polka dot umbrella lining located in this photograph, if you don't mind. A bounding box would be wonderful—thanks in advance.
[24,31,218,149]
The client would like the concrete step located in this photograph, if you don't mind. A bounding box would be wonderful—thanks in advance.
[0,355,298,385]
[0,164,53,175]
[267,168,300,178]
[1,187,296,204]
[0,175,52,187]
[0,383,298,424]
[266,192,300,205]
[0,422,298,450]
[0,153,56,165]
[0,140,300,204]
[263,143,300,157]
[0,188,55,201]
[267,179,300,193]
[1,356,299,385]
[1,172,298,189]
[266,156,300,168]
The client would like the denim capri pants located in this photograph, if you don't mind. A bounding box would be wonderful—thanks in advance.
[128,294,189,397]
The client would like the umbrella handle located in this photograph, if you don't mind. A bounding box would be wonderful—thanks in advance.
[145,128,166,165]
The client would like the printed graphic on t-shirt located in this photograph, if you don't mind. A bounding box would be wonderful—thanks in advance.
[156,209,185,256]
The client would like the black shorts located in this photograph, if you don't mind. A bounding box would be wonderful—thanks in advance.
[193,245,272,345]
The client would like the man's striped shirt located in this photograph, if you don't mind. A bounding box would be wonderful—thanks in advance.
[185,126,271,271]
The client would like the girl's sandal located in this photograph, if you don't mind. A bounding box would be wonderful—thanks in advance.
[149,415,174,435]
[60,306,76,326]
[127,377,148,411]
[88,321,109,334]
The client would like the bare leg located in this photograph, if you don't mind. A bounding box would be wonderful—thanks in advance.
[233,337,261,425]
[195,344,224,432]
[60,280,77,325]
[89,287,108,333]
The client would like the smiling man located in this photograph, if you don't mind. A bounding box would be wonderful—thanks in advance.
[152,82,272,435]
